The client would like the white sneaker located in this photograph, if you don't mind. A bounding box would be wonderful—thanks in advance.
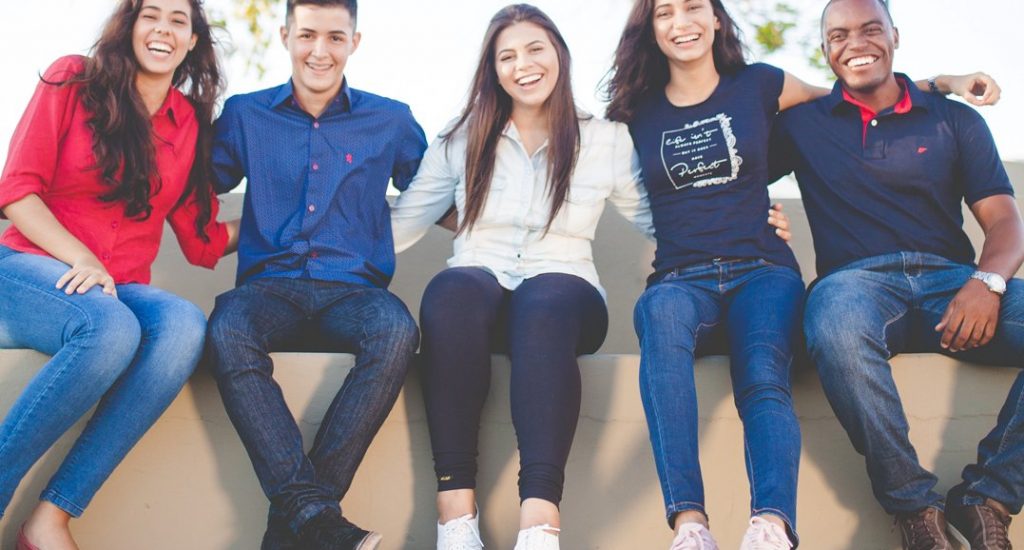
[739,516,792,550]
[670,522,718,550]
[513,524,560,550]
[437,513,484,550]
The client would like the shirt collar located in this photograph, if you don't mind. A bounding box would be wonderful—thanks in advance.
[155,87,186,127]
[271,79,353,114]
[828,73,927,116]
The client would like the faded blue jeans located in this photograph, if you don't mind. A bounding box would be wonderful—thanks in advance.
[0,245,204,518]
[205,277,418,537]
[804,252,1024,515]
[634,258,804,540]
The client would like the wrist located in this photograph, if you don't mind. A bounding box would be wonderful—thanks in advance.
[971,270,1007,295]
[929,75,951,95]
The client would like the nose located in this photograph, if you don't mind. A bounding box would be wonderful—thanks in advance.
[311,37,327,57]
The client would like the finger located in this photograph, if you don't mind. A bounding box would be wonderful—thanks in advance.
[64,271,91,295]
[102,277,117,297]
[935,304,955,333]
[978,319,998,348]
[940,312,964,349]
[76,273,103,295]
[771,203,784,213]
[56,268,78,290]
[951,317,976,352]
[775,228,792,242]
[963,319,987,350]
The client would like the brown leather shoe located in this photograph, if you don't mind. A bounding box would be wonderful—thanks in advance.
[895,507,955,550]
[946,501,1013,550]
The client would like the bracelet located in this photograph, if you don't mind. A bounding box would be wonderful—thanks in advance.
[927,76,947,95]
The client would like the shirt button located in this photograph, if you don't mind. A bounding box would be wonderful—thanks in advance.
[111,221,119,229]
[309,251,319,259]
[308,204,316,213]
[101,253,111,260]
[312,163,319,171]
[870,119,878,127]
[313,122,320,129]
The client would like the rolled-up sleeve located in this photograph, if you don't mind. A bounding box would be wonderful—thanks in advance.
[0,57,81,216]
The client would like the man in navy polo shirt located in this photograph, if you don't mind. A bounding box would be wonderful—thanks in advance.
[204,1,426,549]
[772,0,1024,548]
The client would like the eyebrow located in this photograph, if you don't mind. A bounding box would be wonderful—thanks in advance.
[296,27,349,36]
[826,18,886,34]
[497,40,545,56]
[140,5,190,19]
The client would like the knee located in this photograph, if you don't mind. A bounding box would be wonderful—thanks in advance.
[421,268,495,326]
[804,279,878,360]
[634,285,700,349]
[79,299,143,361]
[365,298,419,355]
[148,299,207,380]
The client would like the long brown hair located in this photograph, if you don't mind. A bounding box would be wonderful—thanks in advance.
[53,0,224,239]
[444,4,582,235]
[603,0,747,123]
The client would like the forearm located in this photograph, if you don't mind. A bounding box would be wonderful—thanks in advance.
[1,194,98,265]
[223,218,240,256]
[977,217,1024,280]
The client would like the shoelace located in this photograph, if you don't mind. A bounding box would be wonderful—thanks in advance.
[440,514,483,550]
[976,506,1011,548]
[740,517,792,550]
[896,510,946,550]
[670,523,717,550]
[516,524,560,550]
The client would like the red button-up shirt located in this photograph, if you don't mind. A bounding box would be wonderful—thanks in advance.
[0,56,227,284]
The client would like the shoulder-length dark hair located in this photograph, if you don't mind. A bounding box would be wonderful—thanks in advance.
[444,3,582,235]
[604,0,746,123]
[55,0,224,239]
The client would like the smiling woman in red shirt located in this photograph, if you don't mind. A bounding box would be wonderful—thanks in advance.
[0,1,237,548]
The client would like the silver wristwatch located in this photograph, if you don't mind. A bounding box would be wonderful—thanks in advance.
[971,271,1007,295]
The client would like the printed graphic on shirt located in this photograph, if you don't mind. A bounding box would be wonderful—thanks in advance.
[660,113,742,190]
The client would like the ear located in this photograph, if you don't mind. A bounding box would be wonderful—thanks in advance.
[189,34,198,52]
[714,16,721,31]
[351,31,361,53]
[892,26,900,50]
[280,25,289,48]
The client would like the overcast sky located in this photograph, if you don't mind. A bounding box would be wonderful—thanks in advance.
[1,0,1020,198]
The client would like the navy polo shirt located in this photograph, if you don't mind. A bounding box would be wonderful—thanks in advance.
[629,63,799,283]
[213,80,427,287]
[772,74,1013,277]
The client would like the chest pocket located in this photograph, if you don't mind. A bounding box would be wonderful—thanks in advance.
[550,183,606,237]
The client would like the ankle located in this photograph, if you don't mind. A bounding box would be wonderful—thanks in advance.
[437,489,476,524]
[674,510,709,531]
[519,498,560,530]
[753,513,787,530]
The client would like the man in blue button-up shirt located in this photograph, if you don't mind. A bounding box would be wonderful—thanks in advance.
[204,2,426,548]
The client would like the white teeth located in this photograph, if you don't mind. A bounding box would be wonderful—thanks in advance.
[673,34,700,44]
[147,42,172,54]
[847,55,878,67]
[517,74,542,85]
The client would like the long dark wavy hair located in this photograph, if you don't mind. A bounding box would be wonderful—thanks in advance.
[604,0,746,123]
[52,0,223,239]
[443,3,582,235]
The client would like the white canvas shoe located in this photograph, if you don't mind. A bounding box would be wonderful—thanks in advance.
[437,513,484,550]
[739,516,792,550]
[670,522,719,550]
[513,524,560,550]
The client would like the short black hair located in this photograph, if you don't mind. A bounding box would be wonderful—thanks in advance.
[286,0,357,27]
[821,0,893,33]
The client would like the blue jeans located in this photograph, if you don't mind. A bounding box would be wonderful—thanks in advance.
[634,258,804,538]
[804,252,1024,515]
[0,246,204,517]
[206,277,418,534]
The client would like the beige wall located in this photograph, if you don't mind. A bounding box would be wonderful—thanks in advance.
[0,163,1021,549]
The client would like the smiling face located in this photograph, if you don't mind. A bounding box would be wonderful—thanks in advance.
[493,22,561,115]
[652,0,720,67]
[822,0,899,96]
[131,0,197,82]
[281,4,360,107]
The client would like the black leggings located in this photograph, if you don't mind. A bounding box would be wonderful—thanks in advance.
[420,267,608,505]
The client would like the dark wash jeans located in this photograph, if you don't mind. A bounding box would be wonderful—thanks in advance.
[805,252,1024,515]
[205,277,418,534]
[634,258,804,540]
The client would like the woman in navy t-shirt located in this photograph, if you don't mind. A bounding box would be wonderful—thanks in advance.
[602,1,996,548]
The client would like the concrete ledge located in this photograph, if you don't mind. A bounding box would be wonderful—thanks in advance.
[1,350,1021,549]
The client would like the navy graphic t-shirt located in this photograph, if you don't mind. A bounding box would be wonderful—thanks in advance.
[629,63,799,283]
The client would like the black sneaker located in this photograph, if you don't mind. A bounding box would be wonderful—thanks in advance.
[946,500,1013,550]
[895,507,955,550]
[261,513,298,550]
[298,510,383,550]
